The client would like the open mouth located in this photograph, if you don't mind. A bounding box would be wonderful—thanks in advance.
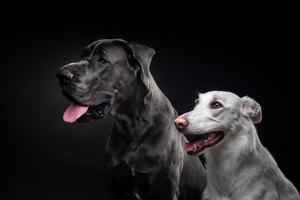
[61,91,111,123]
[184,131,225,155]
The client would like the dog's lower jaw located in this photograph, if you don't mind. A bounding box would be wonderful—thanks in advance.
[184,131,225,155]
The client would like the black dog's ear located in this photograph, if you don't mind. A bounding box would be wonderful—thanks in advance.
[128,42,155,78]
[241,96,262,124]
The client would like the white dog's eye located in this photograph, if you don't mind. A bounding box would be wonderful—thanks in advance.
[210,101,223,109]
[194,99,200,106]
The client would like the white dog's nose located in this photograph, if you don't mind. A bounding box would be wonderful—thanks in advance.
[175,116,189,131]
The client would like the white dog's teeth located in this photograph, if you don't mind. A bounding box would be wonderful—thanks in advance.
[204,134,209,142]
[193,144,197,151]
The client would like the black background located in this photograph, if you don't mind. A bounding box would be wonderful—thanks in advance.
[2,8,299,200]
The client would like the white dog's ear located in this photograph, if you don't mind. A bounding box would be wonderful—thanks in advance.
[241,96,262,124]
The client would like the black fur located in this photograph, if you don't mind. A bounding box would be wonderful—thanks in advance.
[57,39,206,200]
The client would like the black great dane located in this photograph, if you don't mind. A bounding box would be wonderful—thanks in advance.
[56,39,206,200]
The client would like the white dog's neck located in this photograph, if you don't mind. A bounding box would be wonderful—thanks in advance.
[205,121,263,191]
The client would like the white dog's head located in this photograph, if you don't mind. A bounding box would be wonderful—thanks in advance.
[175,91,262,156]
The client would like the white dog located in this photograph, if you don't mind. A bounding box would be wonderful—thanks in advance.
[175,91,299,200]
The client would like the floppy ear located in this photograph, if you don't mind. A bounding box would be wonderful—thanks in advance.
[241,96,262,124]
[128,42,155,78]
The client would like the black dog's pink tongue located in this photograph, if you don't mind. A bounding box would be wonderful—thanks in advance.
[63,103,89,123]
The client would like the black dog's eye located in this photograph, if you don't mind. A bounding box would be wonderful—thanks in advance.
[97,57,109,64]
[210,101,223,109]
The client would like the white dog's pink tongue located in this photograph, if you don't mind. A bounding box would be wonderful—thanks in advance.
[184,140,204,152]
[63,103,89,123]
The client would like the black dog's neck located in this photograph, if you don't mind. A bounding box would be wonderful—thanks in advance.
[110,75,176,139]
[110,76,147,120]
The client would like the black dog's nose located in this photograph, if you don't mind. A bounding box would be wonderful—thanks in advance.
[56,69,74,86]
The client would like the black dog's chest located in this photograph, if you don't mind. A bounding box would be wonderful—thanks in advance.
[110,161,152,199]
[113,142,163,174]
[106,127,165,173]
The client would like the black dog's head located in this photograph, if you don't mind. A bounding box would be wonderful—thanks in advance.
[56,39,155,123]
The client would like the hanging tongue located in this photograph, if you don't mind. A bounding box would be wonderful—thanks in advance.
[184,139,205,152]
[63,103,89,123]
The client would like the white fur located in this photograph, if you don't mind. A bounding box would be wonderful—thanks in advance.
[180,91,299,200]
